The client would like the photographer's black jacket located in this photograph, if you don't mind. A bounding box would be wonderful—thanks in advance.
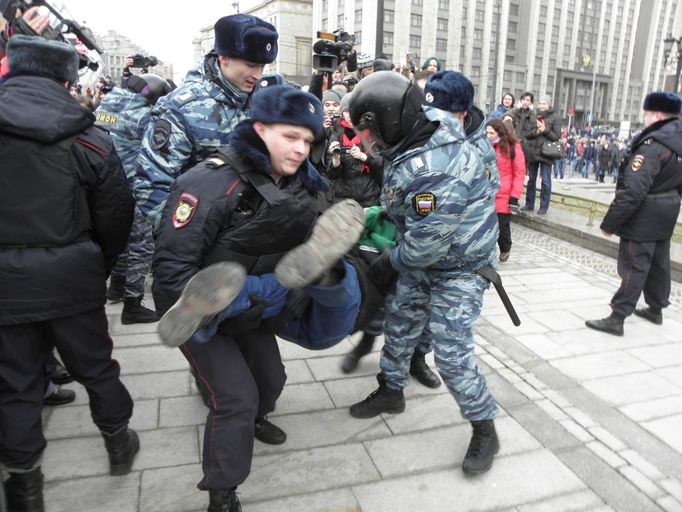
[152,123,329,316]
[601,117,682,241]
[0,75,134,325]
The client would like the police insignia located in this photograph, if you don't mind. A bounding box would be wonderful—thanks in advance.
[308,103,315,113]
[413,193,436,216]
[386,187,395,205]
[425,92,434,103]
[151,119,172,151]
[631,154,644,172]
[173,193,198,229]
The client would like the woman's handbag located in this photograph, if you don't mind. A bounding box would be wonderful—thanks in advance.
[541,140,564,159]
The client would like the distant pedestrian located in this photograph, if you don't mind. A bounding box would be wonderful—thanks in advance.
[586,92,682,336]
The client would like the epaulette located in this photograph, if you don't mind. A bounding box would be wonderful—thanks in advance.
[205,155,227,168]
[172,90,195,106]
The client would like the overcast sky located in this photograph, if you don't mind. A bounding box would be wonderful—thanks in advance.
[58,1,253,79]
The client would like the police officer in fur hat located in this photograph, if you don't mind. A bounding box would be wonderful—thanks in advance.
[134,13,279,231]
[153,85,364,512]
[0,35,138,512]
[587,92,682,336]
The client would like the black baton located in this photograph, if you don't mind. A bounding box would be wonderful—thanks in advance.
[477,265,521,326]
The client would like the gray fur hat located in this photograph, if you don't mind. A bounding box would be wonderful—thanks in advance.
[7,35,79,84]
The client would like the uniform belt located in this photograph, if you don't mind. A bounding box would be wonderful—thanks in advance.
[646,190,680,198]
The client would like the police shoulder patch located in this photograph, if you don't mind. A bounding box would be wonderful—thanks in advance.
[151,119,172,151]
[173,91,195,105]
[95,111,117,126]
[173,192,198,229]
[413,192,437,216]
[206,156,226,168]
[631,154,644,172]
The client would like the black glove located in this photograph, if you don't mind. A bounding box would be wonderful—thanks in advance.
[508,197,520,215]
[369,249,398,294]
[217,294,266,336]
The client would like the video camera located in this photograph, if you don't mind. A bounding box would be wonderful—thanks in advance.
[1,0,102,70]
[129,53,158,69]
[313,29,354,72]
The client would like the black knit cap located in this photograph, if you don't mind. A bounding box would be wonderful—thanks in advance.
[643,92,682,114]
[214,14,278,64]
[7,35,79,84]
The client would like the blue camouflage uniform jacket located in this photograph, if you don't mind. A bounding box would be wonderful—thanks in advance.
[133,55,250,229]
[94,87,151,185]
[384,106,500,273]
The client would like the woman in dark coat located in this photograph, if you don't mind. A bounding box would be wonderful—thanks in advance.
[521,95,562,214]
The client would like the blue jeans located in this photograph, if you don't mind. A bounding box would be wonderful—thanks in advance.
[525,161,552,212]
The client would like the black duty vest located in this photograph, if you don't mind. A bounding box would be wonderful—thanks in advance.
[202,148,320,275]
[0,134,91,248]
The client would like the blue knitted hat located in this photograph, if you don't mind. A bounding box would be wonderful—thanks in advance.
[250,85,324,138]
[643,92,682,114]
[214,14,278,64]
[423,71,475,113]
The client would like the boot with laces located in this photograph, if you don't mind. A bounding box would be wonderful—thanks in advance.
[461,419,500,475]
[208,488,241,512]
[349,374,405,418]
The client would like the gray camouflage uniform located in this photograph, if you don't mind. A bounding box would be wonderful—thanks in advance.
[133,55,251,231]
[95,87,154,298]
[380,106,500,421]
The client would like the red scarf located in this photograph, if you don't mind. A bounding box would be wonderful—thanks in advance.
[340,119,371,173]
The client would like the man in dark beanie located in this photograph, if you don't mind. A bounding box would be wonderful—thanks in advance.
[152,85,364,512]
[134,13,279,232]
[0,35,138,512]
[587,92,682,336]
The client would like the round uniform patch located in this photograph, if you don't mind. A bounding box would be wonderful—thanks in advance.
[308,102,315,113]
[631,154,644,172]
[266,43,272,51]
[173,193,198,229]
[425,92,434,103]
[151,119,172,151]
[413,192,436,216]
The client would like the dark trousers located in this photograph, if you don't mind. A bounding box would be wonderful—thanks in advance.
[0,307,133,470]
[611,239,671,316]
[525,161,552,211]
[180,330,286,490]
[497,213,512,253]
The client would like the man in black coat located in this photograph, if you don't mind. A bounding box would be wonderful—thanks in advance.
[586,92,682,336]
[0,36,138,511]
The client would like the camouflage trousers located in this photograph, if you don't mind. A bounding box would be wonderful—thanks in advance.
[380,269,497,421]
[110,207,154,298]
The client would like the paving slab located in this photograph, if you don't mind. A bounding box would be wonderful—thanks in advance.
[247,488,360,512]
[352,450,586,512]
[44,473,140,512]
[582,371,682,406]
[113,345,189,374]
[619,394,682,422]
[642,414,682,452]
[549,351,652,381]
[139,463,204,512]
[270,381,335,416]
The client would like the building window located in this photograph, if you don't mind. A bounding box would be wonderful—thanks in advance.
[472,66,480,77]
[355,9,362,24]
[295,37,312,76]
[384,31,394,45]
[473,47,482,59]
[516,71,524,82]
[507,38,516,50]
[411,14,422,27]
[384,9,394,24]
[504,70,512,81]
[506,54,515,64]
[410,35,421,48]
[438,0,449,10]
[474,29,483,40]
[509,21,518,33]
[510,3,519,15]
[355,31,361,44]
[436,38,447,51]
[337,14,343,28]
[412,0,423,5]
[437,17,448,31]
[475,9,484,22]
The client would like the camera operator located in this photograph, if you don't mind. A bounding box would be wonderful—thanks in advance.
[325,93,382,207]
[0,5,49,74]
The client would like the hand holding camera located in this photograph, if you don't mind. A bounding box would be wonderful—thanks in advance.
[349,144,367,162]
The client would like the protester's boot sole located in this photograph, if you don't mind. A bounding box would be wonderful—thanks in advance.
[275,199,365,289]
[157,262,246,347]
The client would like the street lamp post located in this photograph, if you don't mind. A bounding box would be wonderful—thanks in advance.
[664,35,682,94]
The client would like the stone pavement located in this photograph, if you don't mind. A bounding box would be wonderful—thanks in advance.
[40,224,682,512]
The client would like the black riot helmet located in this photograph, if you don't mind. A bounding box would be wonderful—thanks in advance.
[126,73,175,105]
[349,71,425,149]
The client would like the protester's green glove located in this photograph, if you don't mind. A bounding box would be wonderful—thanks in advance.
[358,206,396,251]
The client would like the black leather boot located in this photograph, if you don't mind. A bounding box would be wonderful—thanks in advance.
[102,427,140,475]
[254,416,287,445]
[350,374,405,418]
[462,419,500,475]
[410,351,441,388]
[585,312,624,336]
[121,296,159,324]
[341,333,376,373]
[633,306,663,325]
[208,488,241,512]
[5,467,44,512]
[106,275,125,303]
